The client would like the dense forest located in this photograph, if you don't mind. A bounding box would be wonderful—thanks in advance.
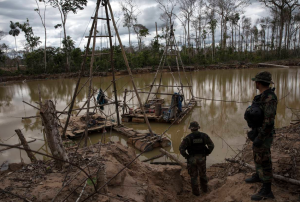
[0,0,300,75]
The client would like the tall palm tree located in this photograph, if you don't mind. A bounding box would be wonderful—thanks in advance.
[9,21,20,70]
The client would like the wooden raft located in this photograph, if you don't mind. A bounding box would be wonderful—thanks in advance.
[60,113,117,139]
[113,125,171,152]
[122,99,197,124]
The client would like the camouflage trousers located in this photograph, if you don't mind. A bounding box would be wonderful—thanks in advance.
[187,155,207,191]
[253,138,273,183]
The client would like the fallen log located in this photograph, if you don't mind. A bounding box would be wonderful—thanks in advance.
[225,158,300,186]
[258,63,289,68]
[142,153,165,162]
[159,148,186,168]
[0,139,36,152]
[15,129,37,162]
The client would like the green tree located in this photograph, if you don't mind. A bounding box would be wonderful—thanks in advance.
[47,0,87,71]
[9,21,20,70]
[62,36,75,70]
[120,0,139,50]
[16,19,41,52]
[133,24,150,51]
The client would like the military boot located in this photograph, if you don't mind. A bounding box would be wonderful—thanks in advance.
[200,181,208,193]
[251,183,275,201]
[245,173,262,183]
[191,185,200,196]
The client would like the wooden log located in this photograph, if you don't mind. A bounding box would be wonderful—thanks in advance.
[15,129,37,162]
[258,63,289,68]
[0,139,36,152]
[22,116,40,120]
[155,103,162,116]
[104,3,121,126]
[160,138,172,148]
[142,153,165,162]
[132,117,145,123]
[40,100,69,168]
[139,92,175,95]
[225,158,300,186]
[121,117,132,122]
[134,139,153,152]
[148,84,192,87]
[159,148,186,168]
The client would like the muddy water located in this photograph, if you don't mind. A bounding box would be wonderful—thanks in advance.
[0,67,299,167]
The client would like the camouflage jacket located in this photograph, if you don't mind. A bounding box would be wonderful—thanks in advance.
[179,131,214,159]
[253,88,278,141]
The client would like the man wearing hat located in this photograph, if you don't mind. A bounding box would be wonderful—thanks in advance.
[179,121,214,196]
[244,71,277,201]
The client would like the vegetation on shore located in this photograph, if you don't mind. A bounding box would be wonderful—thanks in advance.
[1,0,300,76]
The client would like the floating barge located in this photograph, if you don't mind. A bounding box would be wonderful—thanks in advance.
[60,113,171,152]
[113,125,171,152]
[121,98,197,124]
[60,113,117,140]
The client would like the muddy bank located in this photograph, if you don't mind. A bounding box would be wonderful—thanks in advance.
[2,59,296,84]
[1,122,299,202]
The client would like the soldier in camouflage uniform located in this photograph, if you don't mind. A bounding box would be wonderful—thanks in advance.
[244,71,277,201]
[179,121,214,196]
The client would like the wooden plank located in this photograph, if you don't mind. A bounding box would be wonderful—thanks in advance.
[91,17,111,20]
[85,36,113,38]
[147,84,192,87]
[132,117,145,123]
[138,92,175,95]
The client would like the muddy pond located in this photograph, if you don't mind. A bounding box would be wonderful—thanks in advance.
[0,67,299,167]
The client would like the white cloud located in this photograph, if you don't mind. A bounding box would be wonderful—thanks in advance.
[0,0,271,51]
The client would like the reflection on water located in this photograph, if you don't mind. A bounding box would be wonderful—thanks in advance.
[0,67,299,166]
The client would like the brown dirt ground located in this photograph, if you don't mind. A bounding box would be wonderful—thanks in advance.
[0,123,299,202]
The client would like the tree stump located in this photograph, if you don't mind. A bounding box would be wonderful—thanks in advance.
[40,100,68,168]
[96,164,108,194]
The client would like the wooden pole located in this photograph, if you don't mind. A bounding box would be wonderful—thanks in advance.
[123,89,127,114]
[76,90,97,116]
[175,49,186,106]
[105,3,120,126]
[84,6,99,147]
[61,0,101,139]
[15,129,37,162]
[145,45,168,103]
[58,78,91,118]
[159,148,186,168]
[174,37,194,98]
[225,158,300,186]
[108,1,154,136]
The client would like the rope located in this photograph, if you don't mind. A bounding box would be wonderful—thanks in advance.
[194,90,291,104]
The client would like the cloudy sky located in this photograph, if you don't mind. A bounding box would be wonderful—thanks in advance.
[0,0,269,51]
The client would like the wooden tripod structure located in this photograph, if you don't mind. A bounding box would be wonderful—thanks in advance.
[145,26,194,104]
[61,0,155,145]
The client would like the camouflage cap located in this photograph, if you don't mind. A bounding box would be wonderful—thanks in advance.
[189,121,200,130]
[251,71,274,84]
